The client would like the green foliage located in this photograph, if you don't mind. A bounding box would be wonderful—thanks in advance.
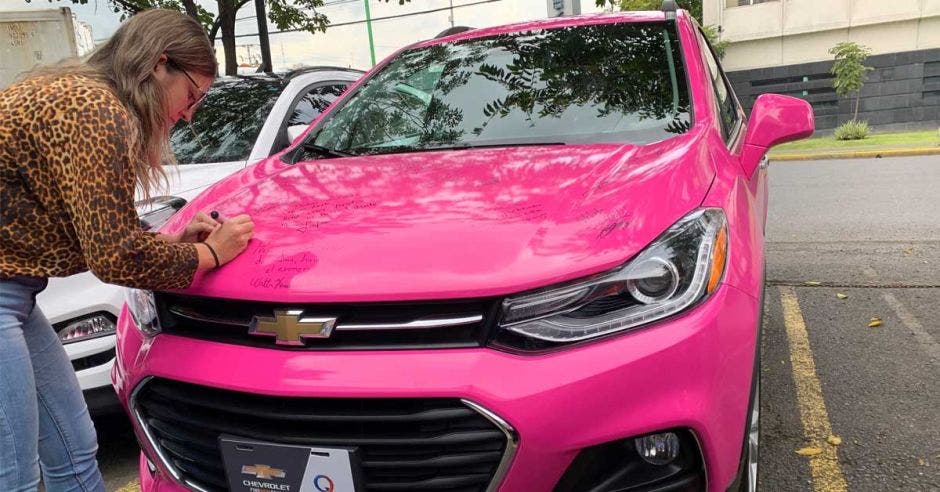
[29,0,408,74]
[833,120,869,141]
[828,41,873,121]
[266,0,328,34]
[829,42,872,98]
[596,0,703,23]
[701,24,728,59]
[595,2,725,60]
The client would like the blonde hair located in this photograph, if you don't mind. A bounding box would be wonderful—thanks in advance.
[24,9,217,199]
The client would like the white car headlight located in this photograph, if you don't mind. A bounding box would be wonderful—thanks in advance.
[496,208,728,346]
[126,289,161,337]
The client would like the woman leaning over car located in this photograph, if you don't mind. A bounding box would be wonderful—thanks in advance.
[0,9,253,490]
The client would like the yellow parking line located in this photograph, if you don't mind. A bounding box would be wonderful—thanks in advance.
[779,286,848,492]
[114,479,140,492]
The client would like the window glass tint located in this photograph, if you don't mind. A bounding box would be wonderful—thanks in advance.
[170,78,283,163]
[312,22,691,156]
[288,84,349,127]
[698,29,739,139]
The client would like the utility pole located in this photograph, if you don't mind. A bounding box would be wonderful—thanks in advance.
[254,0,274,72]
[363,0,376,66]
[449,0,454,28]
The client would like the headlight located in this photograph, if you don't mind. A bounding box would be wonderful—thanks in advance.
[56,313,116,344]
[126,289,161,337]
[495,208,727,347]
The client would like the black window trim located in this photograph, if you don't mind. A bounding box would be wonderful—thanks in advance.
[668,18,697,133]
[270,79,353,156]
[693,22,746,150]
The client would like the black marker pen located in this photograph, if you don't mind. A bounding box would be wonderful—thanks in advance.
[198,211,221,243]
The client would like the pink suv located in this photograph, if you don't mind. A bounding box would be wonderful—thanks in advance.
[114,6,813,492]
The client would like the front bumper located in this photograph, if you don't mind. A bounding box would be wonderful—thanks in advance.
[114,284,759,492]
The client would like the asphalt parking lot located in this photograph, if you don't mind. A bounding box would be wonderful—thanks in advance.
[759,155,939,491]
[97,155,940,491]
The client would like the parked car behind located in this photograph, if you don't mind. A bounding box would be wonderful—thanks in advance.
[40,67,361,415]
[116,6,813,492]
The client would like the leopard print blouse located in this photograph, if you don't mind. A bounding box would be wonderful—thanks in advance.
[0,74,198,290]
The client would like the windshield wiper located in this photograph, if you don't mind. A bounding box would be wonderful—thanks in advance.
[302,141,355,159]
[348,141,566,156]
[423,142,565,151]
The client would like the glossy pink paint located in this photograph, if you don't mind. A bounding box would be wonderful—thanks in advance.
[115,9,812,492]
[117,283,759,491]
[161,139,714,302]
[740,94,815,177]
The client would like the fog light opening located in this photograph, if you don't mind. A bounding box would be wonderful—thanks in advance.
[57,313,116,344]
[635,431,680,465]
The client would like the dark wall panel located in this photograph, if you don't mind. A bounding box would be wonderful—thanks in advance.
[726,48,940,131]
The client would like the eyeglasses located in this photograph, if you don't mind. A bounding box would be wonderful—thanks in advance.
[167,58,208,113]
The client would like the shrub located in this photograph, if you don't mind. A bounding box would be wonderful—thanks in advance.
[833,120,870,141]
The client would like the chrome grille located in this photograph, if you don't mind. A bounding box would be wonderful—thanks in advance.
[155,293,497,350]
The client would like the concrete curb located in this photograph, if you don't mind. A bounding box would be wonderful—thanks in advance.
[769,147,940,161]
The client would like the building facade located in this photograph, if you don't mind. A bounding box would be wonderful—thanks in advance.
[704,0,940,130]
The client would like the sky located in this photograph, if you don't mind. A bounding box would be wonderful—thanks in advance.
[1,0,610,71]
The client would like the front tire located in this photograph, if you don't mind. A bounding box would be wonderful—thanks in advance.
[742,370,760,492]
[731,351,760,492]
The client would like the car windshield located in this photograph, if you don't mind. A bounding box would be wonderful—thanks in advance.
[170,77,283,163]
[311,22,691,156]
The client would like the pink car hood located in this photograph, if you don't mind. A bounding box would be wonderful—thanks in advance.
[168,135,714,302]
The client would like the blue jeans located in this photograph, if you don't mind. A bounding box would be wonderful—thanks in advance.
[0,277,104,492]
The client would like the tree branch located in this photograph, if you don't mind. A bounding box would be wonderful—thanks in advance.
[108,0,146,14]
[208,19,220,44]
[209,0,250,44]
[181,0,199,18]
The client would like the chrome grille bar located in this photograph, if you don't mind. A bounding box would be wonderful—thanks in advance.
[169,306,482,331]
[337,314,483,331]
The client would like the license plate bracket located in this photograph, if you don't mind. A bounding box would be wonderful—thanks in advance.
[219,434,362,492]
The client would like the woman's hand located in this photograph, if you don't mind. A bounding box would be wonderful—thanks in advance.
[204,214,254,265]
[177,212,220,243]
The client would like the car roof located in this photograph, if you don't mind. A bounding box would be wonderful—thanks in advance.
[414,11,675,49]
[213,66,364,89]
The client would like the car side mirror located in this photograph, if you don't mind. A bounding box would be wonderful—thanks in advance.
[287,125,307,142]
[740,94,815,177]
[135,196,187,232]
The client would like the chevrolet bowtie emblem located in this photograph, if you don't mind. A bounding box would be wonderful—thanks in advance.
[242,464,286,479]
[249,309,338,346]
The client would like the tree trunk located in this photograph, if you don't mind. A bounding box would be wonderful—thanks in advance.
[853,92,860,121]
[181,0,199,19]
[208,19,221,45]
[219,0,238,76]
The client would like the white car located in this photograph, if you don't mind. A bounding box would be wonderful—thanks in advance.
[38,67,362,415]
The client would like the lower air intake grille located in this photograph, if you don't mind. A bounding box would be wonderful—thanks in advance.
[134,378,512,492]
